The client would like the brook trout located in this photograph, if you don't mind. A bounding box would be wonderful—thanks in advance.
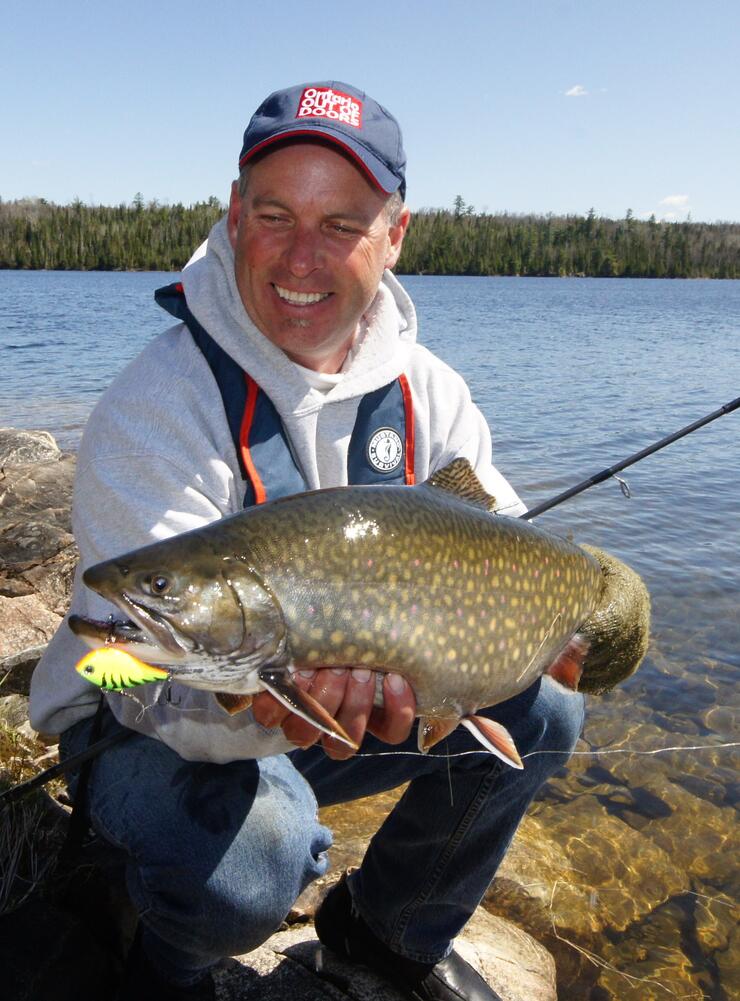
[72,459,603,768]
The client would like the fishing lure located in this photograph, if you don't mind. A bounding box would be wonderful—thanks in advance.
[76,647,169,691]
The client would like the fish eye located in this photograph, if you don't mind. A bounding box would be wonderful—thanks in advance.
[149,574,170,595]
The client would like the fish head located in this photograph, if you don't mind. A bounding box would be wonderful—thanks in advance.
[82,535,286,673]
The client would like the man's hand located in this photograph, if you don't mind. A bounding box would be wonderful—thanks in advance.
[252,668,416,759]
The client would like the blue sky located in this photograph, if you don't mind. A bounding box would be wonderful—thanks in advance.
[2,0,738,221]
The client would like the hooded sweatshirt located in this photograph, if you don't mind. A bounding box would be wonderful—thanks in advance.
[29,218,525,762]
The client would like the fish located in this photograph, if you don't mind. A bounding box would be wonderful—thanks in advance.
[71,459,603,768]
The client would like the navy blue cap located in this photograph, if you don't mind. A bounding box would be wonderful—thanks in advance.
[238,81,406,200]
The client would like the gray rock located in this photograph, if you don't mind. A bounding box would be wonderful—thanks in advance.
[0,594,62,685]
[218,910,557,1001]
[0,429,61,467]
[0,693,30,729]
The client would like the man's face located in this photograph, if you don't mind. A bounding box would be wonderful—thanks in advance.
[227,143,410,373]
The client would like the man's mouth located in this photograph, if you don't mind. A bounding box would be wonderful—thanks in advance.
[273,283,331,306]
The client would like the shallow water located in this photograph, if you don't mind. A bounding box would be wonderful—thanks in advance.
[2,270,739,998]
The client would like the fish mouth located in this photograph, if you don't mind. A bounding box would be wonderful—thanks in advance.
[67,613,186,665]
[116,592,194,659]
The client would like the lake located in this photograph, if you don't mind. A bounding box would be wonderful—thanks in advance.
[2,270,739,999]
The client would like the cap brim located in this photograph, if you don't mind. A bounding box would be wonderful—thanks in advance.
[239,124,403,197]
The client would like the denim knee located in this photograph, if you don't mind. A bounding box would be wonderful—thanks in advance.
[517,676,585,772]
[135,833,315,961]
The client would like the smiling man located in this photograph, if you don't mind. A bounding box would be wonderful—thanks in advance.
[30,82,594,1001]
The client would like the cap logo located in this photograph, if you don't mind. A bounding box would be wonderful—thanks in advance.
[296,87,363,129]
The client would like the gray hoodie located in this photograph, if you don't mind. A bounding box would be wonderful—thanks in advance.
[29,218,524,762]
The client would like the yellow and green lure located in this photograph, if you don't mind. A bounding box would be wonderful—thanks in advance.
[76,648,169,691]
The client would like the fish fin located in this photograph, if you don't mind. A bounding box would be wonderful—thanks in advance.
[423,458,497,512]
[214,692,253,715]
[418,716,460,752]
[546,634,590,691]
[461,716,524,769]
[258,667,359,750]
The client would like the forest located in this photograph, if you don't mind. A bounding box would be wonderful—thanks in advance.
[1,195,738,278]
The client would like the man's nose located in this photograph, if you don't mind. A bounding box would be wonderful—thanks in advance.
[284,227,322,277]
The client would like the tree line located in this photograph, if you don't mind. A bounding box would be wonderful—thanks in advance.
[1,196,738,278]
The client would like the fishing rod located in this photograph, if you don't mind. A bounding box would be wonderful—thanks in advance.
[0,723,131,808]
[521,395,740,520]
[2,396,738,806]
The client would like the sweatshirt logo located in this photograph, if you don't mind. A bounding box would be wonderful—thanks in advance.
[296,87,363,129]
[367,428,403,473]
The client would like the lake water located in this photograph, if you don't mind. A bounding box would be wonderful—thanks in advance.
[2,270,739,999]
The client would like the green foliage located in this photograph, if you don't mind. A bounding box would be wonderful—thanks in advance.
[0,198,738,278]
[0,197,224,272]
[397,207,740,279]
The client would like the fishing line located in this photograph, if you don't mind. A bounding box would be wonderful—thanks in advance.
[352,741,740,761]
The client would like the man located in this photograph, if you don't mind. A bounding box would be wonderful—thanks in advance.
[30,82,640,1001]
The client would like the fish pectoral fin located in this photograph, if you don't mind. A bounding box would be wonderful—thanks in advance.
[418,716,460,752]
[257,667,359,751]
[546,634,590,692]
[214,692,253,715]
[461,716,524,769]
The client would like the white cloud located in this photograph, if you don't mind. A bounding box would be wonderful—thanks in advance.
[659,194,690,207]
[565,84,588,97]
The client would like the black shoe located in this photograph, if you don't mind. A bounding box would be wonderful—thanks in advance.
[314,874,503,1001]
[116,926,215,1001]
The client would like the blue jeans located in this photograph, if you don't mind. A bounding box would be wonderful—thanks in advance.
[60,678,583,986]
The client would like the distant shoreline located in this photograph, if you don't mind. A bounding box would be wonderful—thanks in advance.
[2,199,738,278]
[1,267,737,280]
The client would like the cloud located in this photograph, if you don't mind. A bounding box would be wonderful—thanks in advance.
[565,84,588,97]
[659,194,689,207]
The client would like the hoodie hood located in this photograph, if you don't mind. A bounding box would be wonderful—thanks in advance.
[181,217,417,416]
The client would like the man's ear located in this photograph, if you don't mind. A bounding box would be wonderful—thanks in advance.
[227,180,242,250]
[385,207,411,270]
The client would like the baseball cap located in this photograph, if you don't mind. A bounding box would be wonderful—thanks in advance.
[238,81,406,200]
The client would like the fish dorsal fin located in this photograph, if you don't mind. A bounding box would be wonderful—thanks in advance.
[423,458,497,511]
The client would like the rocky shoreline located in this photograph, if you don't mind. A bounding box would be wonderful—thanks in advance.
[0,428,557,1001]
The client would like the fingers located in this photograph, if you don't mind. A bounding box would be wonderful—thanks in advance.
[281,668,349,749]
[251,670,315,729]
[367,672,416,745]
[320,667,376,760]
[252,668,416,756]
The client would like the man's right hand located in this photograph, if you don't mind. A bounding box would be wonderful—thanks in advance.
[252,667,416,759]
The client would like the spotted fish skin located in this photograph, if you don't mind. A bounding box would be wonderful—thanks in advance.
[80,460,602,725]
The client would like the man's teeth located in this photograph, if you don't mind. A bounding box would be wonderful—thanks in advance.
[274,284,330,305]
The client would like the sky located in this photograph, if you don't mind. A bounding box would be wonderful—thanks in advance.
[2,0,739,222]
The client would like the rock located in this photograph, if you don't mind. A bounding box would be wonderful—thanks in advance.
[0,693,30,729]
[19,544,78,615]
[0,429,61,467]
[0,431,78,693]
[0,594,62,685]
[220,911,557,1001]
